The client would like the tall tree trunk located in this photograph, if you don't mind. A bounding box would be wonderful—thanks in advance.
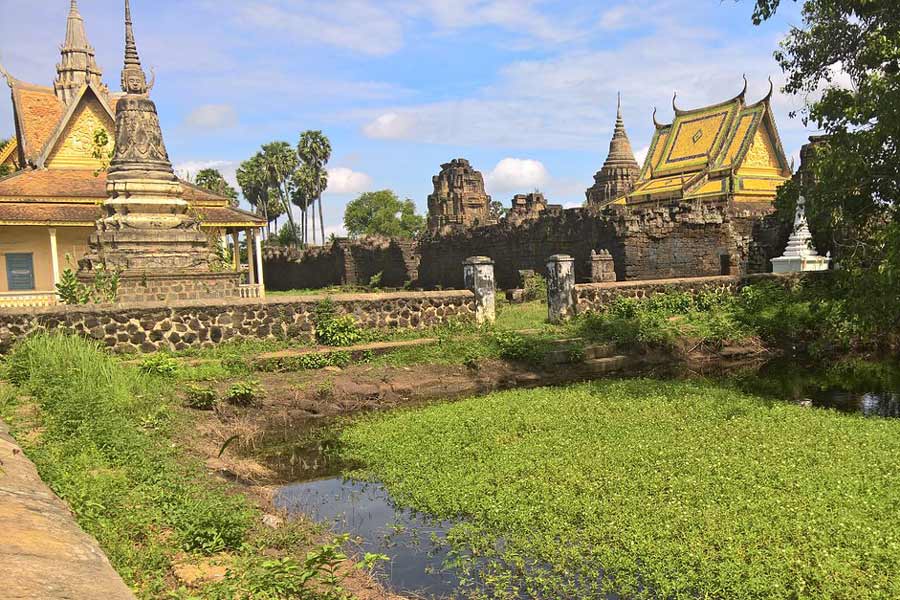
[318,195,326,244]
[311,201,317,246]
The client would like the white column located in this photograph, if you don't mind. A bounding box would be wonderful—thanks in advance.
[246,229,256,285]
[253,228,266,299]
[48,227,60,288]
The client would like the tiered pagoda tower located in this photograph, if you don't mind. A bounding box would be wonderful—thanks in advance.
[79,0,242,303]
[586,94,640,208]
[54,0,109,105]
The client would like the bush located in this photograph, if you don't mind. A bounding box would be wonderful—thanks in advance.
[522,271,547,302]
[1,333,254,592]
[225,381,264,407]
[184,385,217,410]
[139,353,181,377]
[312,299,364,347]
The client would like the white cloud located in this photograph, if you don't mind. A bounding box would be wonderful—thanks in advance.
[173,160,243,201]
[634,146,650,166]
[184,104,239,130]
[236,1,405,56]
[485,158,550,194]
[326,167,373,195]
[362,112,417,139]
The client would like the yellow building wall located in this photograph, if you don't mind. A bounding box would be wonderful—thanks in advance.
[0,225,93,292]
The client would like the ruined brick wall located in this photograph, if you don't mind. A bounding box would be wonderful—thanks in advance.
[418,201,785,289]
[263,238,420,291]
[0,290,475,354]
[417,208,623,290]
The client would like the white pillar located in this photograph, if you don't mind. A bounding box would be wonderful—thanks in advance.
[547,254,576,324]
[254,228,266,299]
[463,256,496,324]
[246,229,256,285]
[48,227,60,287]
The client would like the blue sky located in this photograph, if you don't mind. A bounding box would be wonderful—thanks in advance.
[0,0,818,236]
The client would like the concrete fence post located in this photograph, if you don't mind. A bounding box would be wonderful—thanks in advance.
[463,256,496,325]
[547,254,576,323]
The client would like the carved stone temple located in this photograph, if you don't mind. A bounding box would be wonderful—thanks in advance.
[427,159,494,232]
[79,0,245,302]
[586,95,641,208]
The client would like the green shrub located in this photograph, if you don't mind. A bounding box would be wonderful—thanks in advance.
[139,353,181,377]
[184,385,217,410]
[521,271,547,302]
[1,333,254,593]
[491,330,545,364]
[225,381,264,407]
[315,315,363,347]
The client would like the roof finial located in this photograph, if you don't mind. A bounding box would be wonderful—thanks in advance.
[652,106,662,128]
[763,76,774,102]
[121,0,148,94]
[672,91,681,114]
[740,73,748,99]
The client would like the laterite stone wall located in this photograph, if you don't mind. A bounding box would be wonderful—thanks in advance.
[0,290,475,354]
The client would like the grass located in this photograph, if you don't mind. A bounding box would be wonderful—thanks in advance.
[340,379,900,599]
[0,334,364,599]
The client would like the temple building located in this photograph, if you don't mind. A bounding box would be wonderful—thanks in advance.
[585,95,641,208]
[0,1,264,306]
[427,159,495,232]
[623,79,791,208]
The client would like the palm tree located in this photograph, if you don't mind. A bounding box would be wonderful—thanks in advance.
[236,154,269,235]
[298,131,332,244]
[291,167,315,246]
[260,142,301,247]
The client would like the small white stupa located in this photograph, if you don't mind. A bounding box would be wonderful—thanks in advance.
[771,195,831,273]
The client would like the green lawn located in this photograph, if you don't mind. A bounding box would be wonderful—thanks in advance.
[341,380,900,599]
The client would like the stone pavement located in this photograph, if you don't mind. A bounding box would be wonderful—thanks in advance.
[0,420,135,600]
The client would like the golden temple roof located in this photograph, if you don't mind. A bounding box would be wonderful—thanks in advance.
[626,79,791,206]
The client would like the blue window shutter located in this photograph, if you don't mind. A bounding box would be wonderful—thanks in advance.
[6,253,35,291]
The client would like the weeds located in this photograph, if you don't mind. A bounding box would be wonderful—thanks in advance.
[224,381,264,407]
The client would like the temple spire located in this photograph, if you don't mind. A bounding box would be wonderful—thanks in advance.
[585,94,640,208]
[121,0,149,94]
[55,0,107,104]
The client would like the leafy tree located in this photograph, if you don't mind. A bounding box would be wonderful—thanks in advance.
[195,168,238,207]
[260,142,301,247]
[0,137,14,178]
[753,0,900,327]
[298,131,332,246]
[490,200,508,221]
[344,190,425,239]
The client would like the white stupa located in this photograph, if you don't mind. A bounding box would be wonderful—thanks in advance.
[771,195,831,273]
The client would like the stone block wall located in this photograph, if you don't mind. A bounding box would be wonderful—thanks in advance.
[417,201,784,290]
[107,272,242,304]
[574,275,744,315]
[264,238,420,291]
[0,290,474,354]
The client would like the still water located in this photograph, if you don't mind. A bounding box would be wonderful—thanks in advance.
[275,478,459,598]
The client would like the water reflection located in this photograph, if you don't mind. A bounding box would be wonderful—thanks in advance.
[812,390,900,418]
[274,478,458,598]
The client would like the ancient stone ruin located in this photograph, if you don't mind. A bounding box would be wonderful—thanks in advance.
[585,95,640,208]
[508,192,549,224]
[427,159,494,232]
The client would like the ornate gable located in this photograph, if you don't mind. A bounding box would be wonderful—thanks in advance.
[43,86,114,170]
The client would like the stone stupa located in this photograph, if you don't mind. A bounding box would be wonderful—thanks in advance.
[771,195,831,273]
[586,94,640,208]
[79,0,241,303]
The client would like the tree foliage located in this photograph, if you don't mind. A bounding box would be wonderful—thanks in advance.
[344,190,425,239]
[195,168,238,206]
[755,0,900,330]
[236,154,284,233]
[298,130,332,245]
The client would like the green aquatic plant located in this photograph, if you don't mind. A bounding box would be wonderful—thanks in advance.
[341,379,900,599]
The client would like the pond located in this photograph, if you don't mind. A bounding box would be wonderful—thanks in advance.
[268,358,900,599]
[275,478,459,598]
